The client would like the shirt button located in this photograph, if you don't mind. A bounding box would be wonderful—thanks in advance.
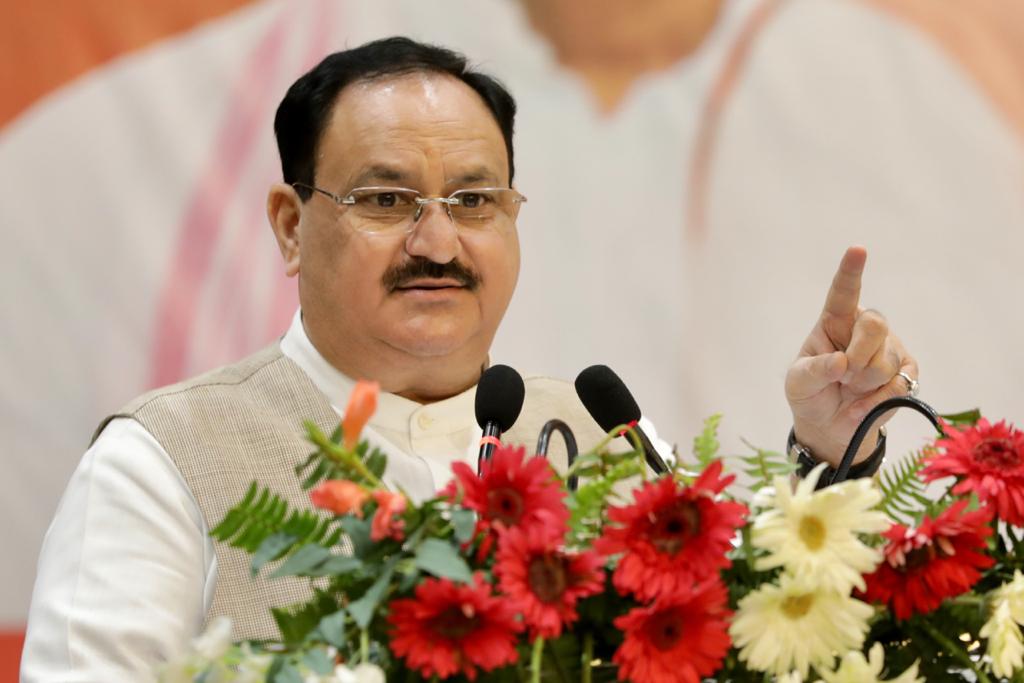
[417,413,434,430]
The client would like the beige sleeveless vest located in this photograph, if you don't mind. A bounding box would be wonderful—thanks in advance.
[95,344,611,641]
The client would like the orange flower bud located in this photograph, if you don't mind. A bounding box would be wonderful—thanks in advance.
[342,380,379,450]
[371,490,407,542]
[310,479,370,517]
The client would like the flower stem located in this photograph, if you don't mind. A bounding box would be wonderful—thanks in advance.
[918,618,992,683]
[587,425,630,455]
[564,423,647,482]
[948,594,984,608]
[563,453,599,480]
[741,522,754,566]
[582,632,594,683]
[360,628,369,663]
[530,637,545,683]
[308,427,386,489]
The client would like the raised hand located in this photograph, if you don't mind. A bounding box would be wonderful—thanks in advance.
[785,246,919,467]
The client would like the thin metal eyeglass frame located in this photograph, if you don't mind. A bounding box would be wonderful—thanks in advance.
[291,183,527,228]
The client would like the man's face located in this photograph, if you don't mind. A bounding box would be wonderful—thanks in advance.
[295,73,520,371]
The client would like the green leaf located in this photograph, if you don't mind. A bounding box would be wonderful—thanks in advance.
[366,449,388,479]
[211,484,338,554]
[251,532,299,577]
[265,655,285,681]
[398,568,422,592]
[302,647,335,674]
[269,543,331,578]
[294,451,319,477]
[314,609,348,649]
[305,555,362,577]
[348,561,397,628]
[878,450,929,523]
[567,458,644,544]
[300,460,330,491]
[272,591,340,646]
[692,414,722,467]
[272,662,304,683]
[733,439,795,493]
[414,538,473,583]
[452,508,477,544]
[939,408,982,427]
[340,516,373,558]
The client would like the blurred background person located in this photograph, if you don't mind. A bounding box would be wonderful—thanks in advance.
[3,0,1022,678]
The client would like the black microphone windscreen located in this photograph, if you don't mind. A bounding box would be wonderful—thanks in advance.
[475,364,526,432]
[574,365,642,433]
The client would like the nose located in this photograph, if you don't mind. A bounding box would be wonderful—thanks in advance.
[404,201,461,264]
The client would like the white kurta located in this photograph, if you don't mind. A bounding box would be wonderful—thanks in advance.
[20,310,669,681]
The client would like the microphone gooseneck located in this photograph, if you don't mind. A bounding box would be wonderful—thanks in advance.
[536,419,580,490]
[475,364,526,472]
[575,364,669,474]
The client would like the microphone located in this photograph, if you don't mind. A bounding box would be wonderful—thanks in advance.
[475,364,526,472]
[574,365,669,474]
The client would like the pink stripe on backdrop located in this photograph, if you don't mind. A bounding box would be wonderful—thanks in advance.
[0,629,24,683]
[267,0,337,342]
[208,0,337,361]
[149,4,296,387]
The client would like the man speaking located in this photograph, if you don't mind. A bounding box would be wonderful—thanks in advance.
[21,37,917,681]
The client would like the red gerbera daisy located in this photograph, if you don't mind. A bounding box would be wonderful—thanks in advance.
[921,419,1024,525]
[613,579,732,683]
[594,460,746,602]
[388,574,521,680]
[859,500,994,619]
[494,526,605,639]
[445,445,570,546]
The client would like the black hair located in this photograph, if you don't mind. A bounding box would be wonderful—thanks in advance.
[273,36,518,200]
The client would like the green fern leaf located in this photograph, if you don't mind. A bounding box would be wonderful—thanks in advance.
[297,422,389,490]
[692,414,722,468]
[877,450,929,523]
[734,439,796,492]
[568,459,643,543]
[211,483,340,555]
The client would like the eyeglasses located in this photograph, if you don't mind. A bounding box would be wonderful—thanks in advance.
[293,183,527,233]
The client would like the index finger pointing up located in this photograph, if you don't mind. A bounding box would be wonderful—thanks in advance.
[822,246,868,322]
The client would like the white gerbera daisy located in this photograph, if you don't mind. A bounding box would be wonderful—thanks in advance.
[751,465,888,593]
[982,570,1024,678]
[1000,569,1024,621]
[729,574,874,677]
[981,601,1023,679]
[333,663,387,683]
[818,643,923,683]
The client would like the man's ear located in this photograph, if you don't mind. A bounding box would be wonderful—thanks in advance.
[267,183,302,277]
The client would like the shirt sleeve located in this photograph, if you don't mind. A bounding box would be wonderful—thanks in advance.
[20,417,215,682]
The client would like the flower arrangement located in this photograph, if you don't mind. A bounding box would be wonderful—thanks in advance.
[162,382,1024,682]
